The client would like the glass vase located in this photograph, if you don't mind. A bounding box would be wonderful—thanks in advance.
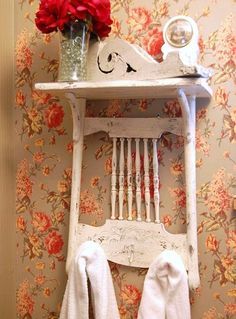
[58,21,90,82]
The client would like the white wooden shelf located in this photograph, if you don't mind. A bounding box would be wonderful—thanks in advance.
[35,78,212,100]
[35,35,213,290]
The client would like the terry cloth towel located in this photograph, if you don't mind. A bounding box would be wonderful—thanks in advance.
[59,241,120,319]
[138,250,191,319]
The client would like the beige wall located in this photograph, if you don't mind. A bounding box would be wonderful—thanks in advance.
[0,1,15,318]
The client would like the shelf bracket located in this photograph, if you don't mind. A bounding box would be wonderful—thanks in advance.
[65,92,86,273]
[177,89,200,289]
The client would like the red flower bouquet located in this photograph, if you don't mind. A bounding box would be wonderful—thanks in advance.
[35,0,112,38]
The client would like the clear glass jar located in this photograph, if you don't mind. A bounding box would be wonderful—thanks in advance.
[58,20,90,82]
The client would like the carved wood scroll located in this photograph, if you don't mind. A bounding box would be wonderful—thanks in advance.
[87,38,212,81]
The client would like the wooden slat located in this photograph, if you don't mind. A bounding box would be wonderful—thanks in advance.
[35,77,212,99]
[65,95,86,274]
[77,220,188,269]
[177,90,199,289]
[143,139,151,222]
[152,139,160,223]
[118,138,125,220]
[84,117,183,138]
[135,138,142,221]
[127,138,133,221]
[111,138,117,220]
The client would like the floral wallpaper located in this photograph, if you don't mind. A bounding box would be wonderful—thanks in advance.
[15,0,236,318]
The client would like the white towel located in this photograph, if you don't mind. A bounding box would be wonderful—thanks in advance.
[138,250,191,319]
[59,241,120,319]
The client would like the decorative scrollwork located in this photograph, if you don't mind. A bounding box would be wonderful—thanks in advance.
[97,51,137,75]
[77,220,188,268]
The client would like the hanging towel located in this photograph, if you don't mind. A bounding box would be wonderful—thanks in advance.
[138,250,191,319]
[59,241,120,319]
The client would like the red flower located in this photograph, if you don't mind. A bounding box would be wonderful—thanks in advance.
[120,284,142,306]
[69,0,112,37]
[93,20,112,38]
[35,0,112,38]
[172,187,186,209]
[35,0,70,34]
[143,27,164,61]
[45,231,64,255]
[44,103,64,128]
[127,7,152,32]
[32,212,51,233]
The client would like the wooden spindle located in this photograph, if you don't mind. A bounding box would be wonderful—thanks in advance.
[135,138,142,221]
[118,138,125,220]
[111,138,117,220]
[127,138,133,220]
[144,139,151,222]
[152,139,160,223]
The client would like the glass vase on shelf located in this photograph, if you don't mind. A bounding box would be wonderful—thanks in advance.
[57,20,90,82]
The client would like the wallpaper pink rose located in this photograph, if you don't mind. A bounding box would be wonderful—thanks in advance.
[15,0,235,318]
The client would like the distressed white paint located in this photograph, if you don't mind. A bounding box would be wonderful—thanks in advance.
[135,138,142,221]
[143,139,151,222]
[77,220,188,268]
[62,100,201,286]
[177,89,199,289]
[84,117,183,138]
[152,139,160,223]
[35,77,212,99]
[35,30,213,290]
[127,138,133,221]
[118,138,125,220]
[64,93,86,273]
[62,90,201,288]
[87,38,212,81]
[111,137,117,220]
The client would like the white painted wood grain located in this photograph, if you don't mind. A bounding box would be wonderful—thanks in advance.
[35,37,213,290]
[111,138,117,220]
[177,89,200,289]
[35,77,212,99]
[76,220,188,269]
[65,94,86,274]
[84,117,183,138]
[152,139,160,223]
[87,39,212,81]
[118,138,125,220]
[143,139,151,222]
[127,138,133,221]
[135,139,142,221]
